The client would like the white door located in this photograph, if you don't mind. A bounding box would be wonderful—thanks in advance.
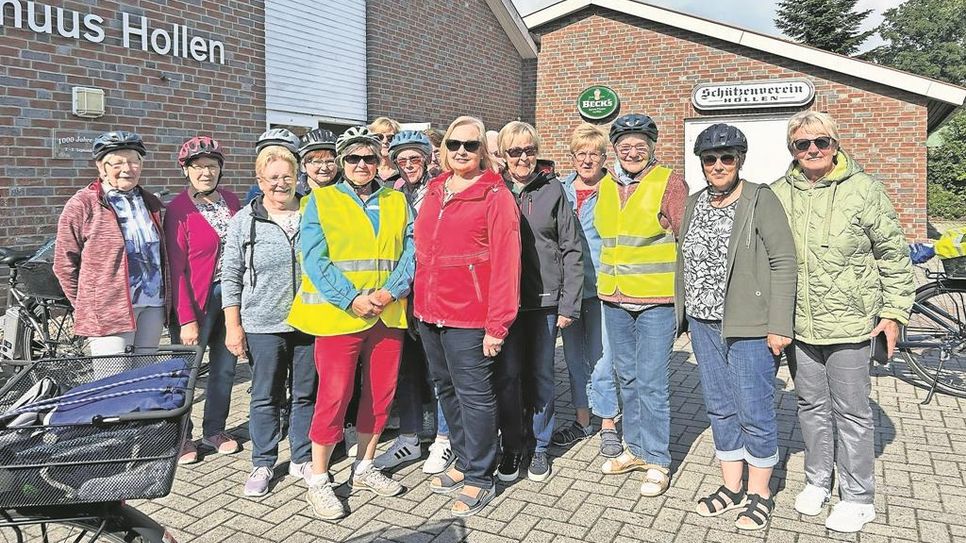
[683,115,794,194]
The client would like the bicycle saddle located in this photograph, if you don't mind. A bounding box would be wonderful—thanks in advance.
[0,247,36,267]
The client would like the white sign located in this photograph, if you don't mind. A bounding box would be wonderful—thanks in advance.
[1,1,225,64]
[692,79,815,110]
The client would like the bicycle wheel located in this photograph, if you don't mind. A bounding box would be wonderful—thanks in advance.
[899,281,966,397]
[0,503,166,543]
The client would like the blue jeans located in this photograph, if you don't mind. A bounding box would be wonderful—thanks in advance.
[172,283,238,438]
[497,308,557,454]
[419,322,496,489]
[397,332,449,436]
[247,331,317,467]
[687,317,779,468]
[561,297,618,417]
[603,302,674,467]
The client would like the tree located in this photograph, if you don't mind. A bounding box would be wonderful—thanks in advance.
[774,0,874,55]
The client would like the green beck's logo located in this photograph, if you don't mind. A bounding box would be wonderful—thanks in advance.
[577,86,620,120]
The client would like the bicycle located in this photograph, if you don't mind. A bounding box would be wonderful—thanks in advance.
[0,346,200,542]
[896,250,966,404]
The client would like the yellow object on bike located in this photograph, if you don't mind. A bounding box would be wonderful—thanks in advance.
[935,227,966,259]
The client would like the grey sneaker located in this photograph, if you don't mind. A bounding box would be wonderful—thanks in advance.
[306,482,345,520]
[243,466,273,497]
[527,452,551,482]
[351,464,404,497]
[599,428,623,458]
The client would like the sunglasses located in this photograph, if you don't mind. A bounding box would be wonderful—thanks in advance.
[445,139,482,153]
[506,146,537,158]
[344,154,379,166]
[375,133,395,143]
[792,137,835,152]
[700,154,737,167]
[395,156,424,166]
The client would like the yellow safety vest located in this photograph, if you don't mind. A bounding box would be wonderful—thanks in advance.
[287,186,408,336]
[595,167,676,298]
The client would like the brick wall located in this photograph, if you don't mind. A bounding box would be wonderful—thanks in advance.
[366,0,527,132]
[0,0,267,254]
[533,8,929,239]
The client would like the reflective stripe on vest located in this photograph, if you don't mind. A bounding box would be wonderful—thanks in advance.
[287,186,408,336]
[594,168,676,299]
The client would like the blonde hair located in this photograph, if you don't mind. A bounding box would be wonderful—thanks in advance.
[255,146,297,178]
[497,121,541,155]
[369,116,401,134]
[569,123,608,154]
[786,111,840,147]
[440,116,492,173]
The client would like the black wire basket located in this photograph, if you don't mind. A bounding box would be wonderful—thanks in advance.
[0,347,200,508]
[14,260,66,301]
[942,256,966,279]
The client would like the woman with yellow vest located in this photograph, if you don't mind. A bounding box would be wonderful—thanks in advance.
[288,126,415,520]
[595,113,688,497]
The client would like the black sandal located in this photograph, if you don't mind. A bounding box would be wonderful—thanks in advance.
[695,485,747,517]
[452,485,495,517]
[429,471,464,494]
[735,493,774,531]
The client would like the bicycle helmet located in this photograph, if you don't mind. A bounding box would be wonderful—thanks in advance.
[608,114,658,143]
[693,123,748,156]
[299,128,337,156]
[335,126,380,156]
[178,135,225,167]
[388,130,432,161]
[256,128,300,159]
[92,131,146,161]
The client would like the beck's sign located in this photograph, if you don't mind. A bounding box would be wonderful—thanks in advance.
[577,86,620,120]
[692,79,815,110]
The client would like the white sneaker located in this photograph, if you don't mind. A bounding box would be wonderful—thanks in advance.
[422,439,453,474]
[288,461,311,484]
[344,425,358,458]
[794,484,831,516]
[374,436,421,469]
[825,501,875,533]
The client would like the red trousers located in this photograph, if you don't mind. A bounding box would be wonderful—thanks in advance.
[309,321,404,445]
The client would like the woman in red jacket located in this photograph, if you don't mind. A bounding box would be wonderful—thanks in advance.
[414,116,521,517]
[164,136,242,465]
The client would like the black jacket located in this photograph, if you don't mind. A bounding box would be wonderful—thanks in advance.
[512,171,583,317]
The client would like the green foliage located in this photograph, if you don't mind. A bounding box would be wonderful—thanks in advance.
[929,111,966,193]
[927,182,966,220]
[867,0,966,84]
[775,0,873,55]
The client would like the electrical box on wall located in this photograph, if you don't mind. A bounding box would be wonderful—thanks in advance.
[72,87,105,118]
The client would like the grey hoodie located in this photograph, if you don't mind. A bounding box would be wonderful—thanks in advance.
[221,196,302,334]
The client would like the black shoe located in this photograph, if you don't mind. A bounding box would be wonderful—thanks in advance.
[497,452,523,482]
[551,421,593,447]
[527,452,551,482]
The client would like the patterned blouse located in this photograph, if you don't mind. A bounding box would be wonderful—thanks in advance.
[194,198,233,281]
[681,191,737,320]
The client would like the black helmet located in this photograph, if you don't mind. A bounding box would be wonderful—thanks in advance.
[609,114,658,143]
[693,123,748,155]
[92,131,146,161]
[299,128,337,156]
[256,128,300,159]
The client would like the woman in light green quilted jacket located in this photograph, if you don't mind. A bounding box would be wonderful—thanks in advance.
[772,111,914,534]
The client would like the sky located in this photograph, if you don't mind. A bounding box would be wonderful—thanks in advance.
[513,0,906,51]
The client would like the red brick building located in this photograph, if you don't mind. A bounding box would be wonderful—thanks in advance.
[524,0,966,240]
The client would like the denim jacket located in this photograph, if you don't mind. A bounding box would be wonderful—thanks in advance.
[561,171,603,300]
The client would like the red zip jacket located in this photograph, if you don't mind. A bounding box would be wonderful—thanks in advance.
[163,188,241,325]
[413,170,521,339]
[53,181,170,337]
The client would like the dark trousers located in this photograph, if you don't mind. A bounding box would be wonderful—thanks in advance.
[247,331,317,467]
[419,321,496,489]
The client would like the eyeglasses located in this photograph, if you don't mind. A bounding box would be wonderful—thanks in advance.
[344,154,379,166]
[573,151,602,162]
[396,156,424,167]
[616,144,650,156]
[506,146,537,158]
[700,154,737,167]
[306,159,336,168]
[188,163,220,173]
[792,137,835,152]
[259,175,294,186]
[375,133,395,144]
[445,139,482,153]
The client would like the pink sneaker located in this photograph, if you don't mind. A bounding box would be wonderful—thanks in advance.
[178,440,199,465]
[202,432,240,454]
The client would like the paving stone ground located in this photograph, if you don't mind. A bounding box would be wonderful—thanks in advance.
[135,329,966,543]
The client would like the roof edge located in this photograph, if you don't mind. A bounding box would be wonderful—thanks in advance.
[486,0,538,59]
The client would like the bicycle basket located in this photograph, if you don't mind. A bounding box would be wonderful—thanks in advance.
[14,260,66,301]
[942,256,966,279]
[0,347,200,508]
